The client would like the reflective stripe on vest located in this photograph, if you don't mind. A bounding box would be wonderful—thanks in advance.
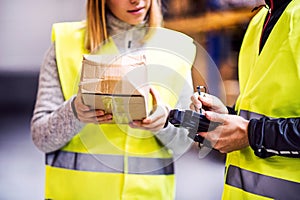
[226,165,300,200]
[46,151,174,175]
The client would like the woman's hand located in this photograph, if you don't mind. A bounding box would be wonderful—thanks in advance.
[190,92,228,114]
[129,87,169,132]
[73,92,113,124]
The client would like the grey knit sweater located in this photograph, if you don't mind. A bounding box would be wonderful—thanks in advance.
[31,12,193,157]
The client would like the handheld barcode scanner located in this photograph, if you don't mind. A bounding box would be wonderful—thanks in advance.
[166,86,221,146]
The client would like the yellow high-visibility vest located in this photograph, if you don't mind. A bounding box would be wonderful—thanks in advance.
[46,21,195,199]
[223,2,300,199]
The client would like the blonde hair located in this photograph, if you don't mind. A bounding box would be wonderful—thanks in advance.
[85,0,163,52]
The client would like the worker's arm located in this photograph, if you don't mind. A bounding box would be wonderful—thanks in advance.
[248,117,300,158]
[191,92,300,158]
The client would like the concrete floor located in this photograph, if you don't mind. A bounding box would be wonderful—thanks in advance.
[175,145,225,199]
[0,111,45,200]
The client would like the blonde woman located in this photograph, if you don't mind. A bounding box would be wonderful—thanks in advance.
[31,0,194,199]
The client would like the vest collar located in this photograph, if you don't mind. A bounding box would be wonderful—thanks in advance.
[265,0,292,11]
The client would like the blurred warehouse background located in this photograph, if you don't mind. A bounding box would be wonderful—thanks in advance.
[0,1,85,199]
[0,0,262,199]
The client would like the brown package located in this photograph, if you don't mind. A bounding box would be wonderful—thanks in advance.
[80,54,149,123]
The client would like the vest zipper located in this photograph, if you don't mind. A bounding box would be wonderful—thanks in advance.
[125,29,133,50]
[259,0,273,50]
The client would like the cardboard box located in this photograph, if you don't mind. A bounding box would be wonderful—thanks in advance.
[80,54,149,123]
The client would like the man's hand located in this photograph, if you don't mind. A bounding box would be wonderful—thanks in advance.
[199,111,250,153]
[190,92,228,114]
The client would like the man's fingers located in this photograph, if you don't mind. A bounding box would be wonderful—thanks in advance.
[198,93,214,109]
[205,111,226,123]
[190,94,202,112]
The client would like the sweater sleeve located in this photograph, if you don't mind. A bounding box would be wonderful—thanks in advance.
[155,70,194,157]
[30,43,84,153]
